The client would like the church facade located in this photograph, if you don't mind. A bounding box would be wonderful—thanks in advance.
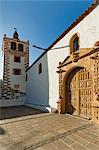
[0,1,99,123]
[26,0,99,123]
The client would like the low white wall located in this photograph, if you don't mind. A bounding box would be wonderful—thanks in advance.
[0,97,25,107]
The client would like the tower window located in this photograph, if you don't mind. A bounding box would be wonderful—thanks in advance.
[70,34,79,53]
[13,69,22,75]
[11,42,16,50]
[18,44,23,52]
[14,56,20,63]
[14,84,20,88]
[39,63,42,74]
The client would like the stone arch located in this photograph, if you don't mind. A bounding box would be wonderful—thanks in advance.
[62,65,93,119]
[57,48,99,123]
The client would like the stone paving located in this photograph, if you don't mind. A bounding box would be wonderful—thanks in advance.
[0,112,99,150]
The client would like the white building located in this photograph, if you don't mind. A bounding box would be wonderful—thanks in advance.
[26,0,99,112]
[1,31,29,107]
[0,0,99,123]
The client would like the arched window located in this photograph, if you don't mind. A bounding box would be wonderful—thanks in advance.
[73,36,79,51]
[18,44,23,52]
[70,34,79,53]
[39,63,42,74]
[11,42,16,50]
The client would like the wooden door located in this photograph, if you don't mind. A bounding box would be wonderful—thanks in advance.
[65,67,92,119]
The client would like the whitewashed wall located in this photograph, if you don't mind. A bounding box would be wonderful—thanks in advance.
[26,53,49,111]
[47,5,99,110]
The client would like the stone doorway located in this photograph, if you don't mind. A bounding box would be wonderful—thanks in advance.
[65,67,92,119]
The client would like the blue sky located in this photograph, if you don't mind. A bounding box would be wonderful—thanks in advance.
[0,0,94,79]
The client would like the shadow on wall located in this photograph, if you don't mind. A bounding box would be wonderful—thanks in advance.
[0,127,6,135]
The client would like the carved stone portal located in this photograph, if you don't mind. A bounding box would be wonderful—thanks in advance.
[57,47,99,123]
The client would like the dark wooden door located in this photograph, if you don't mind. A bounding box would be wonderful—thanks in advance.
[65,68,92,119]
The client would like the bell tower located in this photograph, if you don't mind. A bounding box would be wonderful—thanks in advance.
[2,30,29,105]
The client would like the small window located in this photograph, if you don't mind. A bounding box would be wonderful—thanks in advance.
[11,42,16,50]
[14,84,20,88]
[70,34,79,53]
[39,63,42,74]
[14,56,20,63]
[18,44,23,52]
[13,69,22,75]
[73,36,79,52]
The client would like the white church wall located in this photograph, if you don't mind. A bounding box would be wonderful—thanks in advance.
[47,48,70,109]
[26,53,49,111]
[47,5,99,110]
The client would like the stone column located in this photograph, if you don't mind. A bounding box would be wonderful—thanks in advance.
[57,62,66,113]
[91,51,99,123]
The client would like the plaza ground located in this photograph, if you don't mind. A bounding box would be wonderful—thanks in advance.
[0,106,99,150]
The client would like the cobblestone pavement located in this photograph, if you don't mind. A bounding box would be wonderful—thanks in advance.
[0,112,99,150]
